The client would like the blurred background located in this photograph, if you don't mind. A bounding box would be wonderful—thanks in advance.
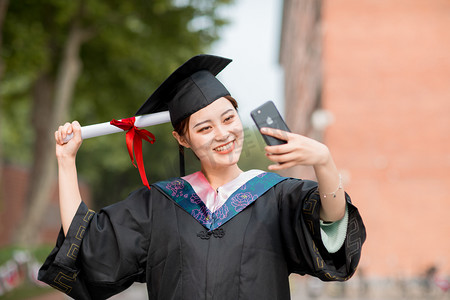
[0,0,449,299]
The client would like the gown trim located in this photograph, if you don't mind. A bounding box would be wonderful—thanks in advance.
[154,172,287,231]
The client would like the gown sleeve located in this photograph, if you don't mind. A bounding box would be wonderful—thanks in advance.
[38,187,152,300]
[277,178,366,281]
[320,206,349,253]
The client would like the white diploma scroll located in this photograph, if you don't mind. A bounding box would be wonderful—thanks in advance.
[63,111,171,143]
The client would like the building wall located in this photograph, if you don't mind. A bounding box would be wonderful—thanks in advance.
[280,0,450,277]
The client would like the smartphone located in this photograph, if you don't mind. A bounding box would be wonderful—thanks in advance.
[250,101,291,146]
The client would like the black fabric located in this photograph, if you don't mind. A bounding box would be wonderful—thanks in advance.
[38,178,366,300]
[135,55,231,126]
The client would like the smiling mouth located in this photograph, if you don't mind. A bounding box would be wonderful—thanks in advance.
[213,141,235,153]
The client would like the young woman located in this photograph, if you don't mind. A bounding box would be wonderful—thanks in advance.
[39,55,365,299]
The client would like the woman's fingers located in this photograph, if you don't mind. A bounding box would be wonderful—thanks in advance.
[55,124,67,144]
[264,143,296,155]
[55,121,81,144]
[260,127,292,141]
[262,128,300,154]
[55,130,61,144]
[71,121,81,140]
[72,120,81,130]
[261,128,331,169]
[62,122,72,141]
[55,121,83,159]
[265,151,298,164]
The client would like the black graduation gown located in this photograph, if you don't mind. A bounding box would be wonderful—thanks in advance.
[38,172,366,300]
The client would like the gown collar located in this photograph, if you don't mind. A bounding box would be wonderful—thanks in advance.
[181,170,265,213]
[154,170,287,231]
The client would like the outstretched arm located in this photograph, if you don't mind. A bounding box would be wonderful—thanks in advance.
[261,127,346,222]
[54,121,83,235]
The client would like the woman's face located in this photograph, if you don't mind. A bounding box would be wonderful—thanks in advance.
[179,97,244,170]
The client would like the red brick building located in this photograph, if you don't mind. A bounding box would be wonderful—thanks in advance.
[280,0,450,277]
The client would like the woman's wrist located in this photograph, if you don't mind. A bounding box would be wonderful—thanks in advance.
[313,155,341,194]
[313,155,346,222]
[57,155,77,167]
[312,148,333,173]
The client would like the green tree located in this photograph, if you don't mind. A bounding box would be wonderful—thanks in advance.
[1,0,232,245]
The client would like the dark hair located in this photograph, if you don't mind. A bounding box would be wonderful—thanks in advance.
[173,95,238,137]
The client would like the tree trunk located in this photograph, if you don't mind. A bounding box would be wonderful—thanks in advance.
[0,0,10,207]
[279,0,322,180]
[14,17,87,245]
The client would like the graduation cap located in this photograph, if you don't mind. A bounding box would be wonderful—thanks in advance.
[136,54,232,126]
[135,54,233,177]
[63,55,233,188]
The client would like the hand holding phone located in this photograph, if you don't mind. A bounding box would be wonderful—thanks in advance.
[250,101,290,146]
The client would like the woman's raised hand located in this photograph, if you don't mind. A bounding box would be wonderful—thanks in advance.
[55,121,83,160]
[261,127,331,171]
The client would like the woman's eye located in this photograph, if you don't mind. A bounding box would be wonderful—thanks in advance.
[199,126,211,132]
[224,115,234,123]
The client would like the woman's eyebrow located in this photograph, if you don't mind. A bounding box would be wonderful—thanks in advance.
[221,109,234,116]
[193,120,211,129]
[192,109,235,128]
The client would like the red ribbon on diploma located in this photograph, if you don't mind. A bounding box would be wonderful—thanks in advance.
[110,117,156,189]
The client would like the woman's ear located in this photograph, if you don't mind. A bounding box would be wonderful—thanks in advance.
[172,131,190,148]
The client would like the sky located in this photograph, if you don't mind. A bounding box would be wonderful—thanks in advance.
[210,0,284,126]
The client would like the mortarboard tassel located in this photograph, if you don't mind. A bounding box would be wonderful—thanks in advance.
[179,145,186,177]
